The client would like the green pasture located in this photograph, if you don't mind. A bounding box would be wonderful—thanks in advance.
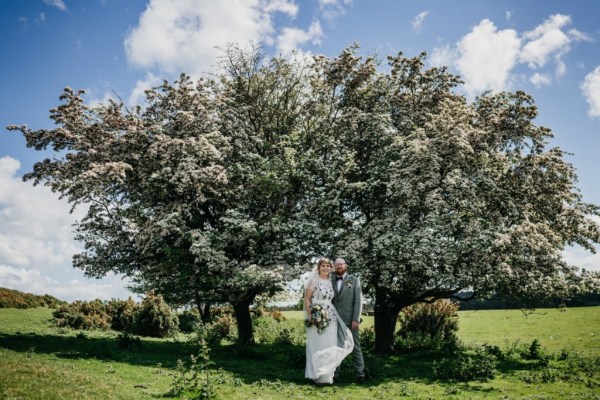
[0,307,598,399]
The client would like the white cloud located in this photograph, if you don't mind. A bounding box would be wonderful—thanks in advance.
[530,72,551,87]
[563,245,600,273]
[520,14,572,69]
[317,0,352,23]
[519,14,591,79]
[429,44,457,68]
[124,0,302,77]
[568,28,592,42]
[455,19,521,97]
[561,216,600,272]
[86,90,117,108]
[581,66,600,118]
[412,11,429,33]
[277,20,323,55]
[128,72,161,106]
[430,14,590,98]
[43,0,67,11]
[318,0,352,6]
[0,265,134,302]
[264,0,298,17]
[555,58,566,78]
[0,156,135,301]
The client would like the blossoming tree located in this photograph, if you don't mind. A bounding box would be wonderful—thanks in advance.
[8,45,316,345]
[305,47,600,353]
[9,45,599,352]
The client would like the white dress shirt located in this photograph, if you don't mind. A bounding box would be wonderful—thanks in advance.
[336,272,347,292]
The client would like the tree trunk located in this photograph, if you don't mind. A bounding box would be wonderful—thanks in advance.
[373,288,401,355]
[232,297,255,346]
[202,302,211,321]
[197,302,211,321]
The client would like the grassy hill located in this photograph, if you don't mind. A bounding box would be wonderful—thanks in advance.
[0,287,66,309]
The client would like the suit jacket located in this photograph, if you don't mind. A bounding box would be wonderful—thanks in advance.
[331,273,362,326]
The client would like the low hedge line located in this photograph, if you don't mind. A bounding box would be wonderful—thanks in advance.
[0,287,66,309]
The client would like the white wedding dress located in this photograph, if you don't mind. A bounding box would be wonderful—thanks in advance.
[305,277,354,383]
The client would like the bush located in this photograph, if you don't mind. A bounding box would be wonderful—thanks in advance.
[209,314,237,343]
[251,306,266,318]
[195,316,237,345]
[253,316,281,344]
[270,310,286,323]
[360,326,375,353]
[132,291,179,338]
[106,298,138,332]
[482,343,504,359]
[179,309,202,333]
[526,339,543,360]
[211,305,234,318]
[396,300,459,352]
[434,347,497,382]
[275,327,302,345]
[52,299,111,330]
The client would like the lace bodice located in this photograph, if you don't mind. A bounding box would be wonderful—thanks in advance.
[311,278,334,303]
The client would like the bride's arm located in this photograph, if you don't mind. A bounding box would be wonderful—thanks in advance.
[304,288,313,321]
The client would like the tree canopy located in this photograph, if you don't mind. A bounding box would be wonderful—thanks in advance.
[302,48,600,352]
[9,44,600,351]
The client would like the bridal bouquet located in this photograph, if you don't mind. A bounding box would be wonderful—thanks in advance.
[304,304,330,334]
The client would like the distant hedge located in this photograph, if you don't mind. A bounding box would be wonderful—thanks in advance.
[0,287,66,309]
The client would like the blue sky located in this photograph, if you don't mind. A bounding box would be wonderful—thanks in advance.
[1,0,599,301]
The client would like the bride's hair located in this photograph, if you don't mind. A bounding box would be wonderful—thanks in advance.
[317,258,333,272]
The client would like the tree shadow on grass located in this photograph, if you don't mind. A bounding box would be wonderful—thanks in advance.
[0,331,534,390]
[0,332,194,369]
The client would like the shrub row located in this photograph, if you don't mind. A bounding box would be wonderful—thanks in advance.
[53,291,178,337]
[0,287,66,309]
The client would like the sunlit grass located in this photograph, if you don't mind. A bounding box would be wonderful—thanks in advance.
[1,306,598,399]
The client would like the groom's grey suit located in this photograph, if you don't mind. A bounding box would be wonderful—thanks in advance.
[332,273,365,379]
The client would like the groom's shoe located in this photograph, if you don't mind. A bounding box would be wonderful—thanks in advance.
[356,375,366,384]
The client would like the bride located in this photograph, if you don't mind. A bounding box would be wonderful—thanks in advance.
[304,258,354,384]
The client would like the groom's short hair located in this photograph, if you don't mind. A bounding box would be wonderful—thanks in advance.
[334,258,347,265]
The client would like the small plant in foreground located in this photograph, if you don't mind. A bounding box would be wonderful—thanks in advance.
[168,337,215,399]
[527,339,543,360]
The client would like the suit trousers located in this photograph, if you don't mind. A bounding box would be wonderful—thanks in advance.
[335,324,365,378]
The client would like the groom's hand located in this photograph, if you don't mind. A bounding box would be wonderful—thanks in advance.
[352,321,359,330]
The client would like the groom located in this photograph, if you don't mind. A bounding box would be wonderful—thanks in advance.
[332,258,365,382]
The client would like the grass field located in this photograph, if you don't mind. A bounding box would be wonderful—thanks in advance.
[1,306,598,399]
